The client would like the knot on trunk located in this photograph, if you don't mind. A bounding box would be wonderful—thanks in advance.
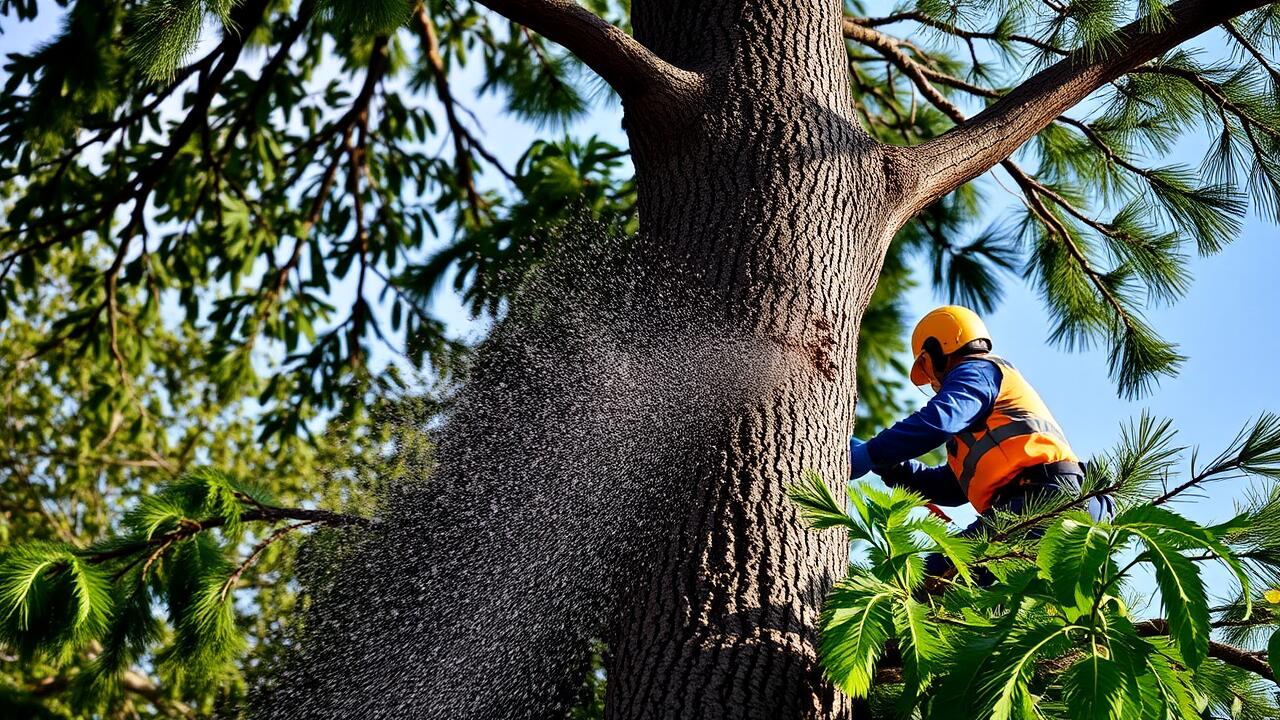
[769,316,839,381]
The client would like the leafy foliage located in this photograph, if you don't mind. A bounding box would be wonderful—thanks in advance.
[0,467,370,712]
[794,413,1280,718]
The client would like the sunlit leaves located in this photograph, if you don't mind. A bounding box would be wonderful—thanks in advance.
[318,0,411,36]
[1036,515,1112,611]
[984,619,1075,720]
[0,467,368,712]
[1128,527,1211,667]
[480,23,590,128]
[787,470,858,532]
[1061,655,1137,720]
[894,597,943,688]
[796,413,1280,718]
[125,0,207,83]
[0,543,113,661]
[819,576,898,697]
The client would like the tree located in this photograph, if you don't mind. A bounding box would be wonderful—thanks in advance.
[3,0,1279,718]
[421,1,1275,717]
[791,412,1280,719]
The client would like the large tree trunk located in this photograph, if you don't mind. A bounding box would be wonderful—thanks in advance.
[256,3,900,720]
[604,1,897,717]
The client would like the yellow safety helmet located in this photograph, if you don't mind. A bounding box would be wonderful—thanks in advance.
[909,305,991,386]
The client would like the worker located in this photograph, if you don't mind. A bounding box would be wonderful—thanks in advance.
[848,305,1112,580]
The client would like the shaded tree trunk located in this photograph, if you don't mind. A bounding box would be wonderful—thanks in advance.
[603,1,898,717]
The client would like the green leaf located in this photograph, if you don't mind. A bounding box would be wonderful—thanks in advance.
[894,596,943,689]
[126,0,205,83]
[157,534,245,681]
[910,516,976,585]
[1061,655,1134,720]
[0,543,113,659]
[817,575,898,698]
[1037,515,1114,611]
[1126,527,1211,668]
[787,470,858,534]
[982,620,1075,720]
[1116,504,1252,620]
[1138,640,1203,719]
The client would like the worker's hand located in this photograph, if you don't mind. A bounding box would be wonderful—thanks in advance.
[849,437,872,480]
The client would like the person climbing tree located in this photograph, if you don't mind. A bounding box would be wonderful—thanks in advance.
[849,306,1113,579]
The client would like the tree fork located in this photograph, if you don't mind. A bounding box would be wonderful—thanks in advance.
[901,0,1277,216]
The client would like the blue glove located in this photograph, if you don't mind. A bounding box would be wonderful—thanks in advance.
[849,437,873,480]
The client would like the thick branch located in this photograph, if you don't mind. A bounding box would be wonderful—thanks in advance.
[470,0,699,102]
[903,0,1274,214]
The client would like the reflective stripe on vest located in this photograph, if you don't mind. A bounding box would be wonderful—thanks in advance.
[943,355,1077,512]
[953,410,1069,490]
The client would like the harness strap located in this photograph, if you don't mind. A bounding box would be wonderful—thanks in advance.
[954,411,1069,488]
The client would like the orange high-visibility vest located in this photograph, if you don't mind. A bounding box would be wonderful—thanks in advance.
[944,355,1077,513]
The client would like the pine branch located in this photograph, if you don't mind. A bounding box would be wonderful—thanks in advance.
[1001,161,1140,332]
[839,22,1149,351]
[904,0,1275,215]
[470,0,703,104]
[854,11,1068,56]
[842,20,969,124]
[84,505,369,567]
[219,520,320,601]
[1224,20,1280,84]
[1135,619,1276,680]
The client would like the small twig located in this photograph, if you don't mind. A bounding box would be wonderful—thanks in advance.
[220,520,320,600]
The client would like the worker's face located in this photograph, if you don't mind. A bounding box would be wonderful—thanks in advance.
[916,348,947,392]
[912,352,944,394]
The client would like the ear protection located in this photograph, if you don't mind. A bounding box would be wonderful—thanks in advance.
[921,336,946,380]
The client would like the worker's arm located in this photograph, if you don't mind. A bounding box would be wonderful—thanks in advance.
[864,359,1001,465]
[849,359,1001,504]
[876,460,969,506]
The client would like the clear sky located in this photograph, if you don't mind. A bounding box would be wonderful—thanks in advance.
[4,4,1276,529]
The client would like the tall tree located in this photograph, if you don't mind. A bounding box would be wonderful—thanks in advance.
[448,1,1275,717]
[2,0,1278,717]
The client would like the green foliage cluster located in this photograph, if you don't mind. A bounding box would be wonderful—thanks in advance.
[843,0,1280,397]
[0,379,434,717]
[792,412,1280,718]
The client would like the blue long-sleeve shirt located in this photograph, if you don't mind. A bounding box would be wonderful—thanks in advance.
[864,359,1003,506]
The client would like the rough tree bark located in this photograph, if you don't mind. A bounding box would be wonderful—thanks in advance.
[604,2,891,717]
